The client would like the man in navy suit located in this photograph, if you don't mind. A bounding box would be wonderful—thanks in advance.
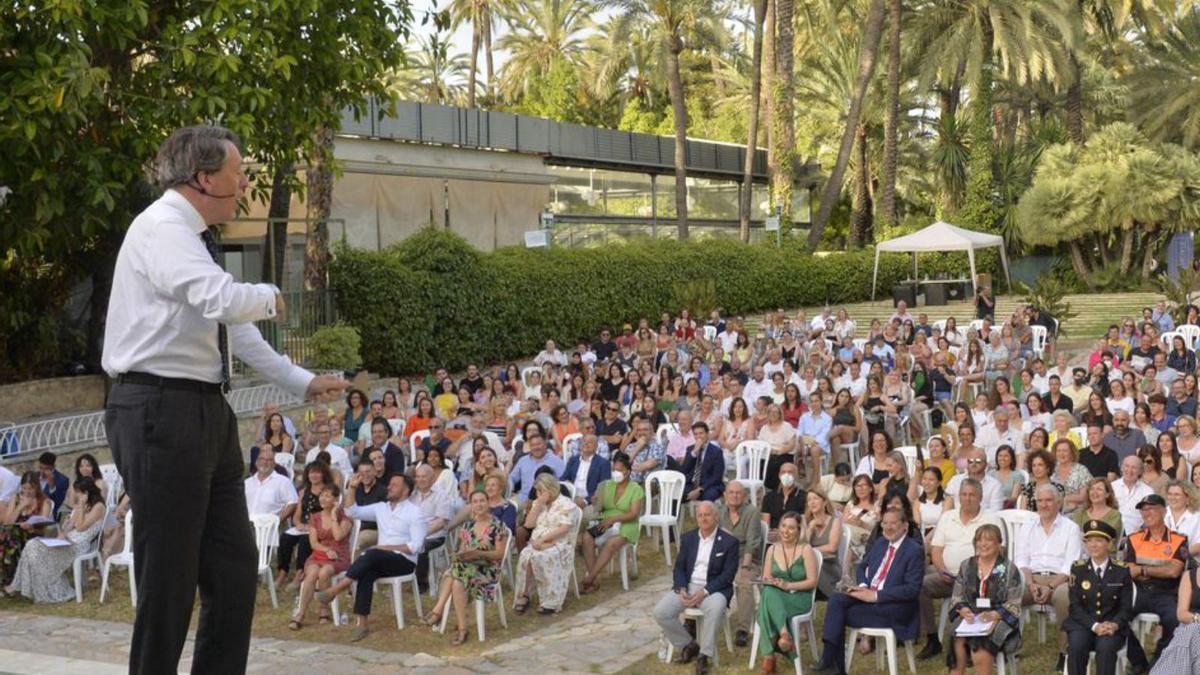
[679,422,725,504]
[653,501,740,675]
[814,507,924,675]
[363,417,406,478]
[38,451,70,515]
[559,434,612,507]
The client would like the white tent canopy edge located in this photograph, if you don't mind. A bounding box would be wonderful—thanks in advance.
[870,220,1012,300]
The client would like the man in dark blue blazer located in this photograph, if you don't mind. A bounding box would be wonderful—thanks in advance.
[38,451,70,515]
[653,501,740,675]
[679,422,725,503]
[559,434,611,505]
[814,507,924,675]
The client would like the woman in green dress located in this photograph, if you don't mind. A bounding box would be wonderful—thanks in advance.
[755,511,819,673]
[580,453,645,593]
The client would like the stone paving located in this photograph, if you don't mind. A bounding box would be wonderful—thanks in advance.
[0,574,670,674]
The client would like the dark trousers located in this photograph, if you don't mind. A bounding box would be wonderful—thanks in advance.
[1068,629,1125,675]
[416,537,446,591]
[820,593,907,673]
[105,382,258,675]
[277,531,311,573]
[1126,587,1179,668]
[347,548,417,616]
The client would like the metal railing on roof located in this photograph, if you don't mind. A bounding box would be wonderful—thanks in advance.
[0,384,306,463]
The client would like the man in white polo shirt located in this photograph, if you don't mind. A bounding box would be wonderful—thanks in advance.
[243,447,297,522]
[976,406,1025,466]
[1112,455,1155,534]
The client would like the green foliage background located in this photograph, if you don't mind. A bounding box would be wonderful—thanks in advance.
[332,227,998,374]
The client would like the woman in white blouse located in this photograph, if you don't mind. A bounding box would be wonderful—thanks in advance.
[1105,379,1136,418]
[1165,481,1200,558]
[1021,392,1052,437]
[833,308,856,341]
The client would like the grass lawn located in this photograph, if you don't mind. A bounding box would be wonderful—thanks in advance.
[0,547,673,659]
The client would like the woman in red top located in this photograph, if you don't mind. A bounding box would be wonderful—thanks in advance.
[291,484,352,630]
[674,308,696,340]
[781,383,805,428]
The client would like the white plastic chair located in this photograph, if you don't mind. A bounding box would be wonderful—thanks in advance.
[438,525,513,641]
[275,452,295,479]
[1070,426,1087,444]
[665,606,734,667]
[1031,325,1048,359]
[99,463,122,509]
[852,338,868,353]
[703,325,718,342]
[70,504,107,603]
[846,626,916,675]
[99,509,135,607]
[656,423,679,447]
[932,319,948,334]
[521,366,542,390]
[409,429,431,464]
[250,513,280,609]
[387,417,406,439]
[639,470,686,566]
[895,445,920,478]
[561,432,583,458]
[748,554,823,673]
[1160,330,1182,350]
[567,505,584,599]
[1179,324,1200,350]
[734,440,771,504]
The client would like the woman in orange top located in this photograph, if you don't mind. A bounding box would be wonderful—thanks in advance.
[550,404,579,453]
[405,394,436,440]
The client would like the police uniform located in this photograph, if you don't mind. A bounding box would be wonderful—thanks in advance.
[1063,520,1133,675]
[1121,494,1189,672]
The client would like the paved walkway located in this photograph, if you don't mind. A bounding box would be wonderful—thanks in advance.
[0,575,670,674]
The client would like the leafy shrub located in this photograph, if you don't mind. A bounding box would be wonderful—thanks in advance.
[1014,276,1077,336]
[308,323,363,371]
[330,227,1002,374]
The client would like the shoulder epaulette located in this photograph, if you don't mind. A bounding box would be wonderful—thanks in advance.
[1112,559,1126,567]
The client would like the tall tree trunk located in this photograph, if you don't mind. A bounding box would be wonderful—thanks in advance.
[1141,230,1161,280]
[1119,225,1135,276]
[305,126,334,290]
[763,0,777,198]
[880,0,902,227]
[1068,240,1092,281]
[772,0,796,225]
[740,0,768,243]
[807,0,886,248]
[1095,232,1113,268]
[262,163,292,288]
[959,9,998,231]
[467,25,480,108]
[665,34,689,240]
[484,20,495,100]
[1065,0,1085,144]
[850,124,873,247]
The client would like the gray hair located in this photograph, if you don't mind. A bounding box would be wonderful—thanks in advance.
[155,125,240,189]
[1035,482,1063,505]
[958,477,983,495]
[533,472,560,497]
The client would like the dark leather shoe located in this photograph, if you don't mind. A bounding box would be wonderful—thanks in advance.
[695,655,711,675]
[916,638,942,660]
[1055,653,1066,672]
[809,662,840,675]
[735,629,750,647]
[674,641,700,664]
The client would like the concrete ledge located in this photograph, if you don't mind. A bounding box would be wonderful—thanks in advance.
[0,375,106,421]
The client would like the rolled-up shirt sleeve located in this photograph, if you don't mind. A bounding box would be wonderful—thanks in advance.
[143,219,278,325]
[228,323,314,398]
[346,503,379,522]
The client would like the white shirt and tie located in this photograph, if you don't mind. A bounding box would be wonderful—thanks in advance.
[102,189,312,397]
[868,535,905,590]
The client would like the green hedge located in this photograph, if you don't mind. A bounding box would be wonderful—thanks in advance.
[330,228,1000,375]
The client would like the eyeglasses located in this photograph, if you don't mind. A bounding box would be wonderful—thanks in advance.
[967,459,986,465]
[429,424,444,429]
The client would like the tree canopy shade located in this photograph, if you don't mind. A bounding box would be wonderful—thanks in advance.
[0,0,411,380]
[870,221,1011,299]
[1014,122,1200,284]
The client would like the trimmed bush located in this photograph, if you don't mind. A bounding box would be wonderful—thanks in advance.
[331,227,999,374]
[308,323,364,371]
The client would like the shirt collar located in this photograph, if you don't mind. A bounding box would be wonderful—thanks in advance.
[161,188,208,234]
[698,527,718,543]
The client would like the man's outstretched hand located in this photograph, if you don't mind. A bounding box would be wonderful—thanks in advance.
[306,374,350,402]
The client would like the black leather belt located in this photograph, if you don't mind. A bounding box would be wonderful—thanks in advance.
[117,371,224,394]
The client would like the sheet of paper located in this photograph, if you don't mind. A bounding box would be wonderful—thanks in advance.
[955,616,996,637]
[24,515,56,526]
[36,537,72,548]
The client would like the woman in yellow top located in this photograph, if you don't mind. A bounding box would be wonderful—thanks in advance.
[1047,409,1083,450]
[926,435,956,488]
[433,376,458,419]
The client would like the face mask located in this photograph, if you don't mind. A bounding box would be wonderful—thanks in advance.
[611,471,626,483]
[780,474,796,488]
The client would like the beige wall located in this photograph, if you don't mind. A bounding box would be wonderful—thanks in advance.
[0,376,106,421]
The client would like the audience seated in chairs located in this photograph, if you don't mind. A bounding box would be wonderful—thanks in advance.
[0,471,54,587]
[314,472,426,642]
[513,473,577,615]
[1016,483,1082,668]
[290,482,351,630]
[715,480,762,647]
[653,500,740,675]
[1064,519,1133,675]
[813,507,923,675]
[344,457,387,555]
[410,464,453,594]
[421,489,509,645]
[278,460,331,590]
[4,476,105,602]
[755,510,819,673]
[580,453,643,593]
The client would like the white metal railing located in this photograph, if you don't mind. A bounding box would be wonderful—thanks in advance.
[0,383,305,462]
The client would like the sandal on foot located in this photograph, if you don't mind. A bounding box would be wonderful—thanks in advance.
[776,632,793,654]
[317,612,332,624]
[451,628,469,646]
[420,610,441,626]
[537,606,559,615]
[514,598,529,614]
[288,618,302,631]
[350,626,370,642]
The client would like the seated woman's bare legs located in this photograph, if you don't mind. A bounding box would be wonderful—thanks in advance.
[949,637,969,675]
[808,445,824,485]
[581,531,598,577]
[449,578,469,642]
[584,536,627,588]
[970,646,994,675]
[425,570,456,623]
[293,561,326,624]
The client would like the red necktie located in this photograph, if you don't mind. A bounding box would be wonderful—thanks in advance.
[871,544,897,590]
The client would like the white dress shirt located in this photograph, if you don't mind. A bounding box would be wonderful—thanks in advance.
[306,443,352,481]
[102,190,312,397]
[1015,515,1082,575]
[0,466,19,503]
[346,498,428,562]
[1165,507,1200,544]
[410,485,453,537]
[946,474,1005,512]
[978,425,1026,466]
[743,378,773,404]
[1112,479,1155,534]
[690,528,718,587]
[574,456,593,499]
[244,471,298,516]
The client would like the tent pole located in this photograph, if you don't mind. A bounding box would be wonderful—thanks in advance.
[872,249,881,300]
[999,244,1012,290]
[912,252,918,280]
[968,248,977,302]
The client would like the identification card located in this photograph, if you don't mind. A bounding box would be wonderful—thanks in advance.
[976,598,992,609]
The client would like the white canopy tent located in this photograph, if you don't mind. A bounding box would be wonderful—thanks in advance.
[871,221,1011,300]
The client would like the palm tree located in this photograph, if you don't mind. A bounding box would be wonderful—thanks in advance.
[582,15,662,108]
[448,0,493,108]
[1125,8,1200,152]
[771,0,795,224]
[879,0,902,226]
[740,0,768,242]
[496,0,592,102]
[610,0,718,239]
[807,0,885,248]
[388,35,473,104]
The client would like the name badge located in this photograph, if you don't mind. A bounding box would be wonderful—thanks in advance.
[977,598,992,609]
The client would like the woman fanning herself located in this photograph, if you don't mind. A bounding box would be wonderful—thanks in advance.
[291,483,351,629]
[754,511,819,673]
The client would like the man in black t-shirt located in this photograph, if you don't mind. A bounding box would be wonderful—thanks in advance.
[594,402,628,448]
[761,462,806,539]
[1079,424,1120,481]
[345,458,387,553]
[460,363,485,395]
[592,328,617,362]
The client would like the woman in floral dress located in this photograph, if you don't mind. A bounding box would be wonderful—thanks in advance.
[4,476,105,603]
[514,473,578,615]
[0,472,53,586]
[423,490,508,644]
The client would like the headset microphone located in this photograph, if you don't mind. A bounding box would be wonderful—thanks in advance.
[190,181,238,199]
